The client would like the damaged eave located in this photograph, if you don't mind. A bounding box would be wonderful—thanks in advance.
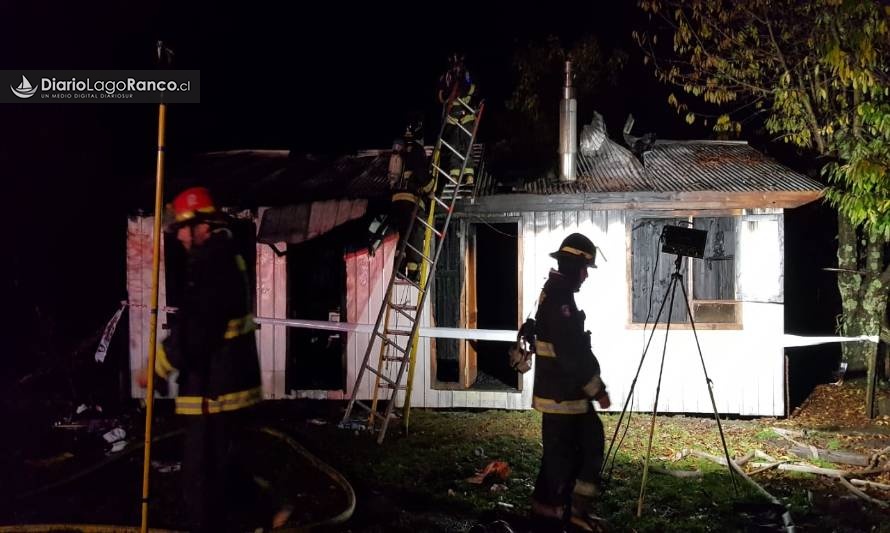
[457,189,825,214]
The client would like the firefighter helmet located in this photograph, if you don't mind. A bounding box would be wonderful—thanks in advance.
[404,118,423,141]
[549,233,597,268]
[167,186,219,229]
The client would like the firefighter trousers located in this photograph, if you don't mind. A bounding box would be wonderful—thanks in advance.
[184,408,253,532]
[532,408,605,510]
[391,198,426,280]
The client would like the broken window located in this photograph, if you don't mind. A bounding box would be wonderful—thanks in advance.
[631,216,738,326]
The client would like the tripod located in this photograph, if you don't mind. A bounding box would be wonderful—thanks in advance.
[602,254,738,517]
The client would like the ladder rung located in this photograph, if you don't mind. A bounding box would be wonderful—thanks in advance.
[351,400,371,413]
[432,163,460,186]
[365,365,399,388]
[383,355,406,362]
[405,243,433,265]
[391,305,416,322]
[457,99,477,115]
[386,328,413,337]
[379,381,407,390]
[374,332,406,353]
[431,195,452,212]
[456,121,474,138]
[391,303,417,311]
[440,139,466,161]
[394,272,423,291]
[415,216,443,239]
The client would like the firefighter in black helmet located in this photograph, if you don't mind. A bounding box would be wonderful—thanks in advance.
[437,53,477,188]
[388,119,433,282]
[530,233,610,532]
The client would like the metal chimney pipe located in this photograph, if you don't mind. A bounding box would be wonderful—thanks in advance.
[559,60,578,182]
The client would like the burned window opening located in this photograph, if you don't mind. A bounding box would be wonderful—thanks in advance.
[286,230,348,392]
[468,222,520,391]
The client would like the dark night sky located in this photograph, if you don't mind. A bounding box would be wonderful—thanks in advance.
[2,2,837,392]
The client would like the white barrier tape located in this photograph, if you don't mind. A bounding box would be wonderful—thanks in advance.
[781,334,879,347]
[254,317,516,342]
[95,302,127,363]
[253,317,879,347]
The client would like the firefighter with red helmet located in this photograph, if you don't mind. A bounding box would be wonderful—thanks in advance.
[530,233,610,532]
[388,119,433,282]
[148,186,263,532]
[437,53,478,188]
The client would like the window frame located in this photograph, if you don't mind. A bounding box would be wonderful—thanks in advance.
[626,210,743,331]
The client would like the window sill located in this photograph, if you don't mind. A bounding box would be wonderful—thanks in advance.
[625,322,743,331]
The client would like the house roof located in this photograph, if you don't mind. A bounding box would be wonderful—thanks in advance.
[146,139,823,215]
[465,139,824,213]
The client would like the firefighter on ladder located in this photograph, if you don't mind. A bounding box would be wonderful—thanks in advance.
[437,53,477,189]
[530,233,611,533]
[388,118,433,282]
[139,187,268,532]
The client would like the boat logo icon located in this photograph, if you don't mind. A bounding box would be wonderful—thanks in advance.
[11,75,37,99]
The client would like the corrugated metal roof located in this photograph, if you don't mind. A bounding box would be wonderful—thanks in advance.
[476,140,821,197]
[643,141,823,192]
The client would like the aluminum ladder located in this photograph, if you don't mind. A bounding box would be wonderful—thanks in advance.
[340,97,484,443]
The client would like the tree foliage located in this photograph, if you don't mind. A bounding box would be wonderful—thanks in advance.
[635,0,890,235]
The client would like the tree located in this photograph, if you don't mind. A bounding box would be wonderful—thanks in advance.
[500,35,624,173]
[633,0,890,416]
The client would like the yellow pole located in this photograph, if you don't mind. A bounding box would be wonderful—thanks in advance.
[402,147,442,432]
[140,102,167,533]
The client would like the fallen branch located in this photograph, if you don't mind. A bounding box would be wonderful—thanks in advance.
[755,450,777,463]
[749,462,845,477]
[790,446,869,466]
[735,450,756,467]
[847,465,890,477]
[838,476,889,509]
[748,461,787,476]
[850,479,890,491]
[651,466,703,478]
[693,450,795,533]
[689,449,730,466]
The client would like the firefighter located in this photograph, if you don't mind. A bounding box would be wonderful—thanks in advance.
[388,119,433,282]
[141,186,263,532]
[530,233,611,532]
[437,53,477,188]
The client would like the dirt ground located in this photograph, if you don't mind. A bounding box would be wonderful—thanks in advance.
[2,382,890,532]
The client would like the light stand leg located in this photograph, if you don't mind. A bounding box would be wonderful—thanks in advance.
[636,268,680,517]
[602,270,676,481]
[676,275,739,492]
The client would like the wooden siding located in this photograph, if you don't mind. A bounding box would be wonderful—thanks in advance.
[128,207,785,415]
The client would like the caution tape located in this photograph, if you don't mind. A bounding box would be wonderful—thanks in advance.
[252,316,879,347]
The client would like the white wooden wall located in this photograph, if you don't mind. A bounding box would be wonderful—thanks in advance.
[126,216,174,399]
[520,208,786,417]
[129,207,785,415]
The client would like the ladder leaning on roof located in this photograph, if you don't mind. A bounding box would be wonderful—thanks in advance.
[340,97,484,444]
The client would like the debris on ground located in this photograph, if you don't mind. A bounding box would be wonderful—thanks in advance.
[151,460,182,473]
[467,461,511,485]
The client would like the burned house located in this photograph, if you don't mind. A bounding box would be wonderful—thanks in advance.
[127,67,823,416]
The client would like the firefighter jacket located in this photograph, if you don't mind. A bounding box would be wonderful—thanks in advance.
[390,139,433,206]
[532,270,607,415]
[438,69,477,126]
[157,226,262,415]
